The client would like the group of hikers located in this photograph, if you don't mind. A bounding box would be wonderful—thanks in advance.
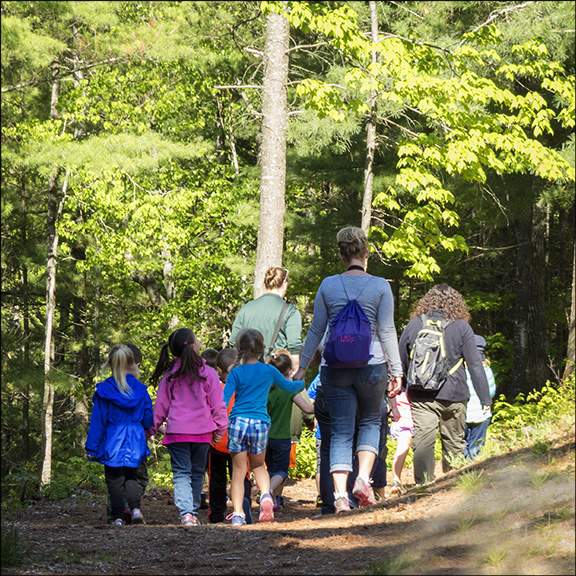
[85,226,496,527]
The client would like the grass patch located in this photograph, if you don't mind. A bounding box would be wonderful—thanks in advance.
[1,524,31,567]
[363,554,413,575]
[454,469,484,493]
[485,548,506,567]
[456,515,477,533]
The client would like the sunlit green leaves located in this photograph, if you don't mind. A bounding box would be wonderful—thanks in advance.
[287,9,574,280]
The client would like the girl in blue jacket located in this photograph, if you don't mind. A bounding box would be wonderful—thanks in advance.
[85,345,153,526]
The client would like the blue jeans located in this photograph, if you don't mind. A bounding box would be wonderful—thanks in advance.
[320,363,388,473]
[371,397,389,490]
[315,384,389,514]
[464,417,491,460]
[167,442,210,519]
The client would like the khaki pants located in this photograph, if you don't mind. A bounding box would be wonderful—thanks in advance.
[410,398,466,484]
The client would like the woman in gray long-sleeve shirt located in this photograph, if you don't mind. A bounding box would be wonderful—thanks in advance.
[294,227,402,514]
[398,284,492,484]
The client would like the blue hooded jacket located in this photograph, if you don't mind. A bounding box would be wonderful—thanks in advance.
[85,374,153,467]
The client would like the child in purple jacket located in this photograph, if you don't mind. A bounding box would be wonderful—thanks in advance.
[147,328,227,526]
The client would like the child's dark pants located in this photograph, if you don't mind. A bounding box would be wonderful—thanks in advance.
[105,465,141,521]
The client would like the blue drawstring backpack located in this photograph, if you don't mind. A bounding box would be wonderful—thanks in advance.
[323,276,374,369]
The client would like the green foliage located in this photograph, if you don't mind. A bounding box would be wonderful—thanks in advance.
[289,426,317,480]
[1,525,31,568]
[489,378,575,450]
[454,469,485,493]
[288,4,575,280]
[148,453,174,491]
[363,554,413,576]
[1,0,574,498]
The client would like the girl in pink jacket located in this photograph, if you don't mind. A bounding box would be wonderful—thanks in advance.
[147,328,227,526]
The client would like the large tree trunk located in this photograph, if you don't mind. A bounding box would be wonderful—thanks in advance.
[20,171,31,462]
[511,178,551,398]
[40,64,62,487]
[253,7,290,298]
[361,1,379,240]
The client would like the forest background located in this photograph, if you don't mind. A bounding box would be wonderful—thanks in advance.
[1,0,575,497]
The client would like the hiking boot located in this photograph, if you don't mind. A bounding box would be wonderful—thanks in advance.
[181,513,200,526]
[334,496,350,514]
[227,512,246,527]
[113,518,125,526]
[131,508,145,525]
[353,477,376,507]
[123,508,132,525]
[259,493,274,523]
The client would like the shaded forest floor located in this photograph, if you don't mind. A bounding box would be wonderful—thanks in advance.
[2,433,574,576]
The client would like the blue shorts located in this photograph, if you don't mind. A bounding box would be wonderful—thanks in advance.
[265,438,291,479]
[227,417,270,455]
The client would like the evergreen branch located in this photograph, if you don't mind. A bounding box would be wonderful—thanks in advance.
[385,1,425,20]
[456,1,534,50]
[2,57,124,93]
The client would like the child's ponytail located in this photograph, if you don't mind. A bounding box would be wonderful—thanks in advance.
[149,328,206,387]
[267,348,293,378]
[105,345,134,395]
[236,328,265,364]
[149,342,171,388]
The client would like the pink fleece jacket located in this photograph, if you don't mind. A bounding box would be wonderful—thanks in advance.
[148,359,227,438]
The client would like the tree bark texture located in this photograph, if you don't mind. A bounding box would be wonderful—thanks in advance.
[512,179,551,398]
[253,8,290,298]
[40,63,61,487]
[40,174,58,486]
[361,1,379,240]
[563,236,575,381]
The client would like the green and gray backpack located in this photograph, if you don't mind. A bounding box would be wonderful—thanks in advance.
[406,315,463,392]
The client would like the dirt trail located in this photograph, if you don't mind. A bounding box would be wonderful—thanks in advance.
[2,437,574,576]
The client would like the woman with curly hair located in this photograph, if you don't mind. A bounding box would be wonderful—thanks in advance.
[398,284,491,484]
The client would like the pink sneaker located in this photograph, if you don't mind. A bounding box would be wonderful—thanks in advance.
[353,477,376,507]
[334,496,350,514]
[259,494,274,523]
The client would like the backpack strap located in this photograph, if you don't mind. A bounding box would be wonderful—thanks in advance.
[267,301,291,357]
[339,275,373,301]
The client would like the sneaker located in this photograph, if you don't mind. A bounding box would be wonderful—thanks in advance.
[123,508,132,525]
[181,513,200,526]
[390,483,403,496]
[131,508,145,525]
[316,495,323,509]
[242,497,253,525]
[113,518,125,526]
[353,477,376,507]
[228,512,246,527]
[334,496,350,514]
[272,495,285,513]
[259,493,274,523]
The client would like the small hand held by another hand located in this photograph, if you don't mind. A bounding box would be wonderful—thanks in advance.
[212,432,223,444]
[293,367,306,382]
